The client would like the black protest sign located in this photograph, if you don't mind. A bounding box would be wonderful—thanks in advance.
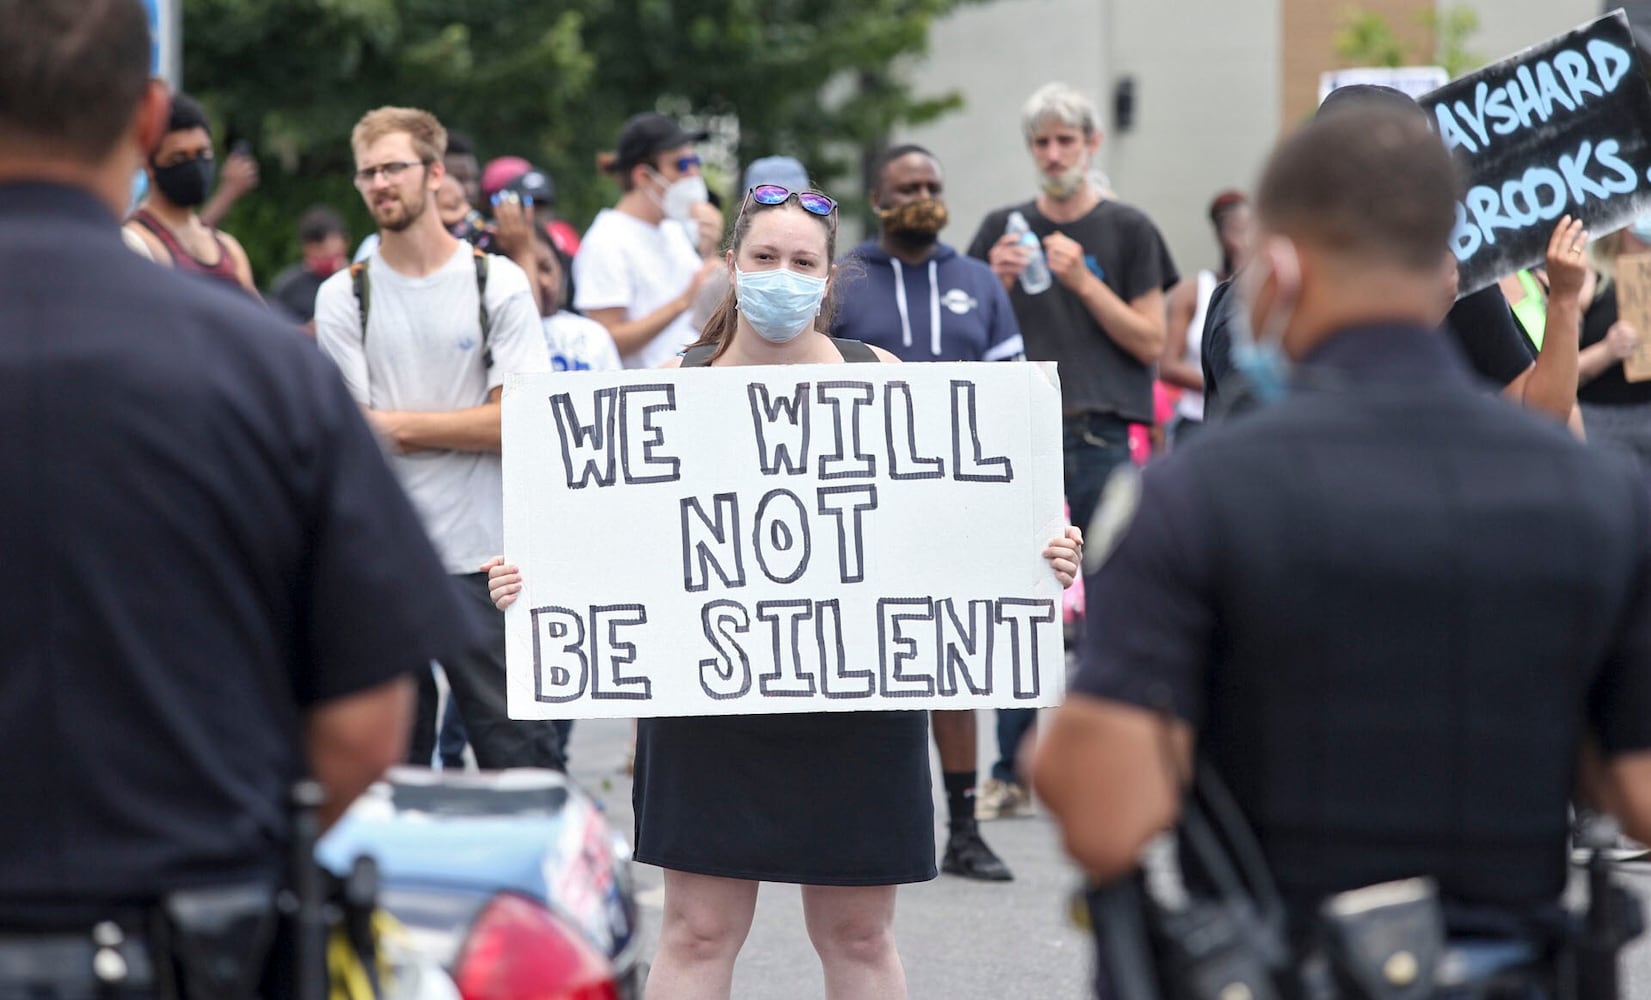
[1423,10,1651,295]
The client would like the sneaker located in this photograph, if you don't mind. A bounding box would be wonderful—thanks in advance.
[975,778,1034,820]
[942,826,1014,881]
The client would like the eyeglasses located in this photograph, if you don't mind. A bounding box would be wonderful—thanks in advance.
[672,154,702,173]
[742,185,837,221]
[353,159,430,187]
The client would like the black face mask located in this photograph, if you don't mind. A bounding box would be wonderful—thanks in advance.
[151,156,215,208]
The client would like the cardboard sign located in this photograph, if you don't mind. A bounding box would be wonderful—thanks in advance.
[501,362,1067,720]
[1617,253,1651,381]
[1319,66,1449,106]
[1422,10,1651,296]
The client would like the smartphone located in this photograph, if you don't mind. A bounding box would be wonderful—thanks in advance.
[231,140,253,158]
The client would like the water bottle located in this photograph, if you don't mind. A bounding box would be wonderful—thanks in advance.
[1005,211,1052,294]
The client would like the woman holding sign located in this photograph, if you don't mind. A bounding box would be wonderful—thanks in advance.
[487,185,1082,1000]
[1578,220,1651,475]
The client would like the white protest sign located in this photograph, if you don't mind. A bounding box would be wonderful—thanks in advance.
[1318,66,1450,105]
[502,362,1067,720]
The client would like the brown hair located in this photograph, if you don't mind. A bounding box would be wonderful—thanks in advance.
[0,0,150,161]
[351,106,447,164]
[1256,105,1459,273]
[687,195,841,362]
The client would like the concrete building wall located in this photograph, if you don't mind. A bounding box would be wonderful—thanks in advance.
[1464,0,1602,71]
[1104,0,1281,276]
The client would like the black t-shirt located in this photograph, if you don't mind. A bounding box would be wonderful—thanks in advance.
[1443,284,1535,388]
[1578,283,1651,406]
[0,184,477,919]
[1202,283,1533,423]
[1076,324,1651,915]
[967,199,1178,424]
[269,262,327,324]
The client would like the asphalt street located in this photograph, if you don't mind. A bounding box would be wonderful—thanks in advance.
[564,712,1651,1000]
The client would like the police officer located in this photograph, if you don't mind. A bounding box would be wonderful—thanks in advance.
[1034,103,1651,995]
[0,1,476,996]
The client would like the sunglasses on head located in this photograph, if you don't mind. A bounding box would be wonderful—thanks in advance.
[743,184,837,220]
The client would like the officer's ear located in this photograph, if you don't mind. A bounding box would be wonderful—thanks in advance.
[134,79,170,161]
[1258,235,1302,312]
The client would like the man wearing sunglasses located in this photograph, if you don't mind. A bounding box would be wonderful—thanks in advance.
[574,112,724,369]
[829,144,1025,883]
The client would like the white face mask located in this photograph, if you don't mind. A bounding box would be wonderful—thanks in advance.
[658,174,708,223]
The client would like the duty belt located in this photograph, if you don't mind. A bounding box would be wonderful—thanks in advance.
[0,921,154,989]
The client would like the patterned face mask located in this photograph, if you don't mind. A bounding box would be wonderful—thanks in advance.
[878,198,949,241]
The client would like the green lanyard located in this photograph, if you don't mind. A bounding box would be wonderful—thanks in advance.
[1510,269,1546,350]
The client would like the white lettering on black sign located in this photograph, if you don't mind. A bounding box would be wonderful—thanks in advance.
[1421,11,1651,295]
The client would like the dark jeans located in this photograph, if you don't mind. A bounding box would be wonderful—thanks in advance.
[993,411,1137,785]
[437,693,468,769]
[407,572,565,771]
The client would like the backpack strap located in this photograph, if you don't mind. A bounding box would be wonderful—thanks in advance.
[831,338,879,364]
[473,247,493,370]
[350,262,370,344]
[350,249,492,368]
[680,344,718,368]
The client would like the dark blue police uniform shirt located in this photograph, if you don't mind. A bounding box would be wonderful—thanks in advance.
[1075,323,1651,915]
[0,183,477,919]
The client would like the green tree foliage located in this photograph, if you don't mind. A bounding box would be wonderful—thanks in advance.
[182,0,965,284]
[1335,4,1482,79]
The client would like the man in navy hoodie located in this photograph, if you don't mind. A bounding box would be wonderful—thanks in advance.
[832,144,1025,882]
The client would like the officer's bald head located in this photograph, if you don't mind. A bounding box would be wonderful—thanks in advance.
[1256,104,1459,274]
[0,0,152,161]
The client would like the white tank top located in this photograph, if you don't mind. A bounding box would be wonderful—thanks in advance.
[1178,269,1218,422]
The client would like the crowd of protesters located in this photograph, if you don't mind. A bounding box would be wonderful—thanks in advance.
[17,0,1651,989]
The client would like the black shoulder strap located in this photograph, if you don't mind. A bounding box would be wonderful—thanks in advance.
[682,338,876,367]
[680,344,717,368]
[350,250,492,365]
[832,338,878,363]
[350,262,370,344]
[474,247,493,369]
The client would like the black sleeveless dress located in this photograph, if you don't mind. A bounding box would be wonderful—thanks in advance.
[630,338,936,885]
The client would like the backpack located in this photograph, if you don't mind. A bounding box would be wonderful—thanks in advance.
[348,245,494,368]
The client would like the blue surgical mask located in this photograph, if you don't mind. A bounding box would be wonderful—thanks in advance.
[735,266,828,343]
[1631,213,1651,246]
[1231,240,1299,405]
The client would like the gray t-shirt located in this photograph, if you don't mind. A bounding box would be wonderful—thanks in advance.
[315,241,542,573]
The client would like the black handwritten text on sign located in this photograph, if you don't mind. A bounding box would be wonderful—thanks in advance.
[1422,10,1651,295]
[500,363,1067,720]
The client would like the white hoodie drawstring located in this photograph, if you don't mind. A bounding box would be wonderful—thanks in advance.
[928,259,941,357]
[891,258,913,349]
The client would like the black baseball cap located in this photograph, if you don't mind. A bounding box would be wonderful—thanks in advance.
[613,112,708,172]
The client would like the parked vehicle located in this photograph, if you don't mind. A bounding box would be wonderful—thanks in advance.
[319,767,644,1000]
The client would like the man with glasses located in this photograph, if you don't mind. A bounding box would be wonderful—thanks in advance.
[574,111,723,368]
[315,106,564,771]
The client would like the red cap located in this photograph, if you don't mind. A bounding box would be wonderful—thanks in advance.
[480,156,533,199]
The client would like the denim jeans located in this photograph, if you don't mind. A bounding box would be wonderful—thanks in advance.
[992,412,1137,784]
